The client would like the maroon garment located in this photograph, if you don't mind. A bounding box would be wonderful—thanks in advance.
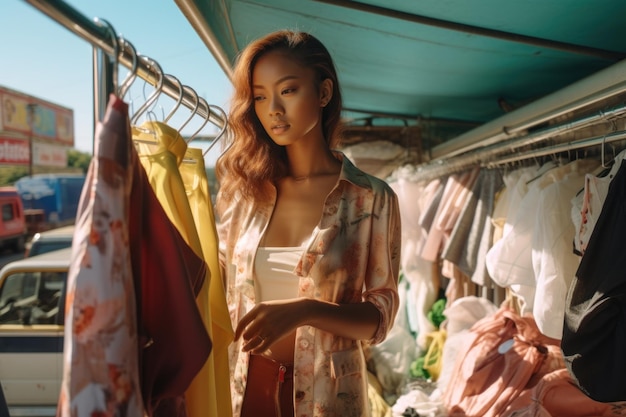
[241,354,294,417]
[104,94,212,414]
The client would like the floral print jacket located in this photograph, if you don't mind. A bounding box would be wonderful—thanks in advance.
[217,153,401,417]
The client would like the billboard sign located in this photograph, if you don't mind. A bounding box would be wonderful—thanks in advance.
[0,85,74,147]
[0,137,30,166]
[33,142,68,168]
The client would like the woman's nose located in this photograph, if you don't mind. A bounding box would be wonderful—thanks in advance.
[269,96,284,115]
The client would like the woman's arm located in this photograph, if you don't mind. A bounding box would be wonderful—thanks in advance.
[235,298,381,354]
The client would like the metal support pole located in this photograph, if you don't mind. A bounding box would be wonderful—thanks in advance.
[26,103,38,177]
[25,0,226,129]
[92,46,115,126]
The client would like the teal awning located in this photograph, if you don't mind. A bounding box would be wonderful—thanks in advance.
[176,0,626,154]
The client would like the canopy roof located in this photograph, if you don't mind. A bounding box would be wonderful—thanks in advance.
[175,0,626,166]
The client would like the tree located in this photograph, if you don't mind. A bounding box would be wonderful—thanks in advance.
[0,166,28,186]
[67,149,92,173]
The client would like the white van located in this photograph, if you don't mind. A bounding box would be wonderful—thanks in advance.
[0,247,71,416]
[25,225,75,258]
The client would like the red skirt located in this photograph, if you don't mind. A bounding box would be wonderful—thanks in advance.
[240,354,294,417]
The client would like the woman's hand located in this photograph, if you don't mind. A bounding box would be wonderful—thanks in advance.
[235,298,382,354]
[235,298,309,354]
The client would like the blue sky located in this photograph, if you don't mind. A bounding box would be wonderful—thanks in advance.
[1,0,233,165]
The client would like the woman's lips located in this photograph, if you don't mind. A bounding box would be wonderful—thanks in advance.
[271,124,290,134]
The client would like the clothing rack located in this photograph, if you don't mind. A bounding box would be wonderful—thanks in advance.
[24,0,226,134]
[396,54,626,180]
[487,129,626,167]
[430,58,626,160]
[410,101,626,180]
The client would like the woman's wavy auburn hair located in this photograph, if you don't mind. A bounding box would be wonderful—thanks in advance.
[216,30,343,208]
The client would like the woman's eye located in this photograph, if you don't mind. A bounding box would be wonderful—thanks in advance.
[254,95,265,102]
[281,88,296,95]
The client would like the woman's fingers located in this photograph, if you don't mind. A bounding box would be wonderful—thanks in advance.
[234,305,259,340]
[237,306,271,350]
[236,299,305,350]
[242,333,269,353]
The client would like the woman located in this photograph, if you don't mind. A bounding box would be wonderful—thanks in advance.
[216,30,401,417]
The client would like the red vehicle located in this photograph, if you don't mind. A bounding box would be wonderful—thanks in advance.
[0,187,26,253]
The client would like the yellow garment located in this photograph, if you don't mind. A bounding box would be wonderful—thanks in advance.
[423,329,447,381]
[180,147,234,417]
[133,121,218,417]
[491,186,508,244]
[367,371,392,417]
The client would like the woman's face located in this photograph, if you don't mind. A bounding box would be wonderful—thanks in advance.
[252,50,329,147]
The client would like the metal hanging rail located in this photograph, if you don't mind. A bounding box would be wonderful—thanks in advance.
[413,102,626,179]
[394,130,626,180]
[24,0,226,129]
[487,130,626,167]
[409,129,626,180]
[428,58,626,161]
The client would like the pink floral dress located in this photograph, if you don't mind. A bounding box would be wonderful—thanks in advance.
[218,153,401,417]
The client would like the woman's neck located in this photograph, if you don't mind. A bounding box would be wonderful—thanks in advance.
[286,145,341,180]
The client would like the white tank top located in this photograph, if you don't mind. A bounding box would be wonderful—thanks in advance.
[254,246,302,302]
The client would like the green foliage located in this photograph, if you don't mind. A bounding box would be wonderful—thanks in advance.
[409,355,431,380]
[67,149,92,173]
[0,166,29,186]
[427,298,447,329]
[0,148,91,186]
